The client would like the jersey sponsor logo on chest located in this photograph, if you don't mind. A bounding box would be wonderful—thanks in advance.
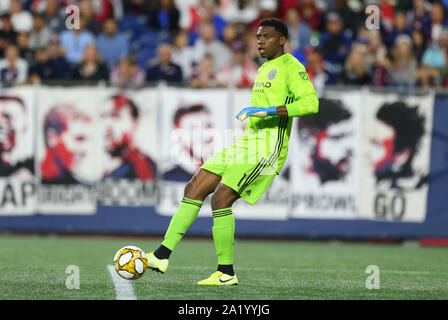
[254,81,271,88]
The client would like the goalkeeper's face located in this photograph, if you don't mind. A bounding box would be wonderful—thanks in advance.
[256,25,286,60]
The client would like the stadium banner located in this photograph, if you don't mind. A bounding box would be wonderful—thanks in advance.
[0,87,37,215]
[289,90,364,219]
[358,91,435,222]
[156,86,231,217]
[35,87,100,214]
[231,89,289,220]
[95,89,158,206]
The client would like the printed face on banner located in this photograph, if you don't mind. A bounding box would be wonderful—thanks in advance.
[102,96,136,155]
[290,94,362,220]
[298,98,353,185]
[100,94,156,181]
[41,103,95,184]
[366,102,426,189]
[164,104,215,182]
[174,106,214,165]
[0,96,33,177]
[360,95,434,223]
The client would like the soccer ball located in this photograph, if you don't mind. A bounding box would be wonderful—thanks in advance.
[113,246,148,280]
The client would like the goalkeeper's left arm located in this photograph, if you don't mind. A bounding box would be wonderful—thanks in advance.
[281,63,319,117]
[236,65,319,120]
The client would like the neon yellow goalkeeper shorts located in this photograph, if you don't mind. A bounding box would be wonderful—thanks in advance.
[200,141,278,205]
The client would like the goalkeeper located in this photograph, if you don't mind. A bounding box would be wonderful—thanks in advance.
[146,18,319,285]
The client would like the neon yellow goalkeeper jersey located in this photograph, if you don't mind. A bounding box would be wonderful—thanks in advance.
[244,53,319,173]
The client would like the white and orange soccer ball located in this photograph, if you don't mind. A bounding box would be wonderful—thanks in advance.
[113,246,148,280]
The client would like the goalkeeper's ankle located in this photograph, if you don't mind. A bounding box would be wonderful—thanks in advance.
[217,264,234,276]
[154,245,171,260]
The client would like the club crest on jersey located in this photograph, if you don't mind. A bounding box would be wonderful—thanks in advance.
[268,69,277,80]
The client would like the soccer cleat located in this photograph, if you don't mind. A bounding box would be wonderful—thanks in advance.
[146,252,169,274]
[197,271,238,286]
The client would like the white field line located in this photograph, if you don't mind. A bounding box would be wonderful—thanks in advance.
[107,265,137,300]
[169,265,438,275]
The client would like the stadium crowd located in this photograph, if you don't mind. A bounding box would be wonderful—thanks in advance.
[1,0,448,91]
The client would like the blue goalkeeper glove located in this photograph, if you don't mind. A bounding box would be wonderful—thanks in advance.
[235,106,277,121]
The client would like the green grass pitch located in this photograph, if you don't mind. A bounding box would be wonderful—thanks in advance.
[1,234,447,300]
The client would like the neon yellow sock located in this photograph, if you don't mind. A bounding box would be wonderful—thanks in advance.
[161,197,203,251]
[212,208,235,265]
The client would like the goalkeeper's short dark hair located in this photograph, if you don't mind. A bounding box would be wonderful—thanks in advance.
[259,18,289,40]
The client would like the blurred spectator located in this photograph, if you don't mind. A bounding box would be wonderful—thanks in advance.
[249,0,279,30]
[171,30,195,81]
[378,0,395,33]
[365,30,387,65]
[109,55,146,88]
[9,0,33,33]
[278,0,299,20]
[72,44,108,82]
[388,34,418,87]
[123,0,151,15]
[190,54,216,88]
[285,7,312,52]
[285,39,307,64]
[305,48,326,95]
[28,13,51,50]
[221,0,259,26]
[415,29,448,87]
[192,22,231,71]
[429,1,448,43]
[243,29,264,67]
[298,0,322,31]
[16,32,34,63]
[216,47,258,88]
[371,53,393,87]
[319,12,351,84]
[412,28,428,64]
[97,18,130,69]
[383,10,412,49]
[174,0,199,30]
[0,1,10,14]
[148,0,180,33]
[79,0,102,35]
[59,17,96,65]
[146,43,183,83]
[223,24,244,51]
[28,45,70,82]
[43,0,66,36]
[407,0,431,36]
[0,13,18,57]
[189,0,227,43]
[328,0,363,37]
[340,44,371,85]
[395,0,413,11]
[355,24,370,44]
[93,0,115,24]
[0,44,28,84]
